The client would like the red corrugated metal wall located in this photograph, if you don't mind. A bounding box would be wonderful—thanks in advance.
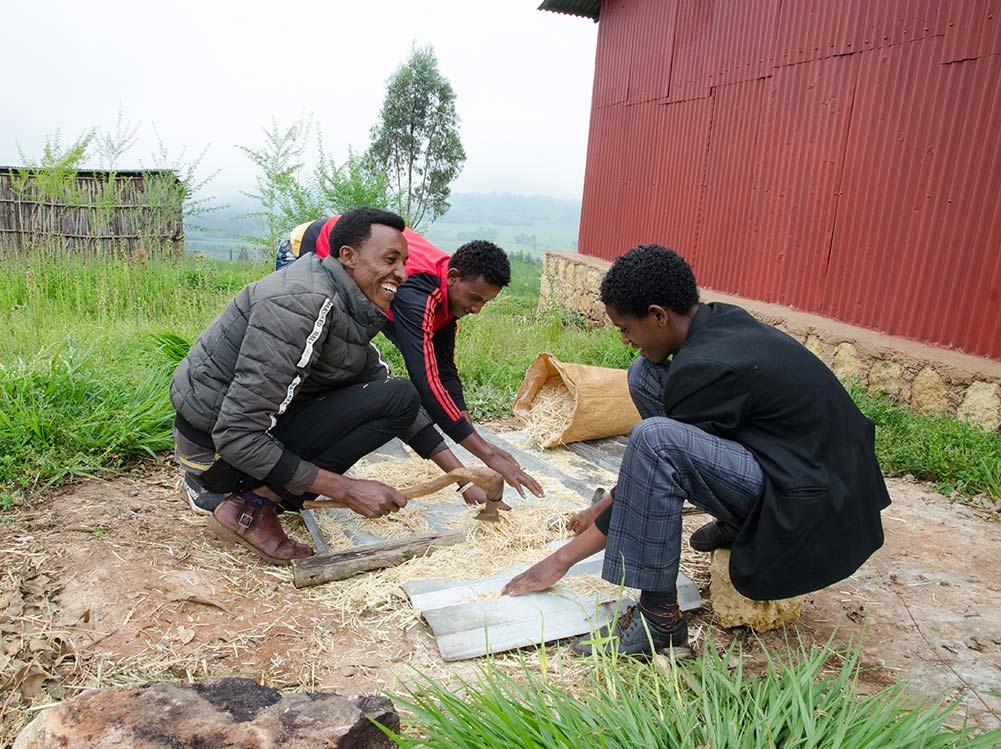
[578,0,1001,360]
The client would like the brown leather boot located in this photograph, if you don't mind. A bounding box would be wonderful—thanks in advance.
[206,492,312,566]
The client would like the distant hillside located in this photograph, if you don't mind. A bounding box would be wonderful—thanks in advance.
[422,193,580,256]
[185,192,581,258]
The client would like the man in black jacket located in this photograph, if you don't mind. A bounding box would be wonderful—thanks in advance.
[504,244,890,656]
[275,216,543,502]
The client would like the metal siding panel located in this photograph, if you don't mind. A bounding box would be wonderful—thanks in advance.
[642,99,712,261]
[697,78,769,294]
[626,0,678,103]
[826,39,1001,359]
[593,0,630,107]
[981,0,1001,55]
[775,0,951,68]
[668,0,716,101]
[713,0,780,87]
[579,105,627,259]
[742,56,858,309]
[580,99,711,259]
[942,0,990,63]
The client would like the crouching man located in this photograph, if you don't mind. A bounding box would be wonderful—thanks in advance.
[503,244,890,656]
[170,207,451,565]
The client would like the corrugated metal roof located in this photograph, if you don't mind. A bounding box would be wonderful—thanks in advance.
[538,0,600,22]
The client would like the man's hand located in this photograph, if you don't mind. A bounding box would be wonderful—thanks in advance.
[567,488,614,535]
[459,424,545,498]
[482,447,544,499]
[502,554,571,596]
[343,478,407,518]
[460,483,511,511]
[567,503,604,535]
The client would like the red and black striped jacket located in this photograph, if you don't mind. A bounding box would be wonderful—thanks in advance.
[298,216,473,443]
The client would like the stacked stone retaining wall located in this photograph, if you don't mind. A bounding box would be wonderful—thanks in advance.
[541,251,1001,432]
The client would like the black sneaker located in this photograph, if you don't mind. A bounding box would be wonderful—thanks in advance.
[689,519,739,552]
[573,605,688,657]
[180,474,225,515]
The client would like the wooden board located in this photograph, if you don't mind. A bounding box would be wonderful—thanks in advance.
[292,531,465,588]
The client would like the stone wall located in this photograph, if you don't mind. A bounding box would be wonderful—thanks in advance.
[541,251,1001,432]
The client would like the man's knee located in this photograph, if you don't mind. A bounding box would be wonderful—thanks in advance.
[382,377,421,420]
[628,418,688,458]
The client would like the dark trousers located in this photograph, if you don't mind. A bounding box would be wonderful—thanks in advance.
[196,377,420,506]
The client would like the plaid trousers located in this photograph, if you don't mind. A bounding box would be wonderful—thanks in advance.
[602,358,765,592]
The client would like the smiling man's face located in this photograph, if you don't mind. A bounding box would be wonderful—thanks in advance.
[446,271,501,318]
[338,223,408,311]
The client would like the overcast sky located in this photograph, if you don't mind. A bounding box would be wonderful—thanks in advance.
[1,1,597,202]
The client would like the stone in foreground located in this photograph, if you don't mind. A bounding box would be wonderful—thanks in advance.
[710,549,803,631]
[15,677,398,749]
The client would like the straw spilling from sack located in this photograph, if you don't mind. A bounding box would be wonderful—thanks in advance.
[525,378,574,448]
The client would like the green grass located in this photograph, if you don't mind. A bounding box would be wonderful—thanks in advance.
[0,256,265,491]
[1,254,999,508]
[851,386,1001,499]
[382,637,1000,747]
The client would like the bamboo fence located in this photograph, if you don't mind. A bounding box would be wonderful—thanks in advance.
[0,167,185,259]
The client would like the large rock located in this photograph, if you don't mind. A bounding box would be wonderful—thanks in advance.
[14,677,398,749]
[710,550,803,631]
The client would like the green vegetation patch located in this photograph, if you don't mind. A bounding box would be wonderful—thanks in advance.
[1,254,999,512]
[851,386,1001,501]
[383,639,999,748]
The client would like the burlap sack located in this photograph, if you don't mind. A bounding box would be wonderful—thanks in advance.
[512,352,641,448]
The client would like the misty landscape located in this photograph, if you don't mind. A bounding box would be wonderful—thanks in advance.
[186,191,581,259]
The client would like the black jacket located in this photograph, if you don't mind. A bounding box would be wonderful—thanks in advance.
[664,303,889,600]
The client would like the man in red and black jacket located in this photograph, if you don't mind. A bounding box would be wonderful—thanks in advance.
[278,215,543,503]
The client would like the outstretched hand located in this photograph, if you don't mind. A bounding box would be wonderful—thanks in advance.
[502,554,570,596]
[485,447,545,499]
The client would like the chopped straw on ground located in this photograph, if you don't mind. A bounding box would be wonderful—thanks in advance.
[292,454,624,630]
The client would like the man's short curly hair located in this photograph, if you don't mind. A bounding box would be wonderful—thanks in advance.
[328,207,406,256]
[599,244,699,318]
[449,240,511,288]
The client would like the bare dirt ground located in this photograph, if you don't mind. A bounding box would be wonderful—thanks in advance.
[2,460,999,745]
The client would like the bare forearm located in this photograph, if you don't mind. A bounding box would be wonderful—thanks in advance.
[553,524,607,569]
[429,448,464,475]
[458,429,494,463]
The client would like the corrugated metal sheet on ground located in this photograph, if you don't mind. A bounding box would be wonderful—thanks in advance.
[824,39,1001,357]
[405,549,702,661]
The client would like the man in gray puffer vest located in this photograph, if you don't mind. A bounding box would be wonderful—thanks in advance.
[171,208,456,565]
